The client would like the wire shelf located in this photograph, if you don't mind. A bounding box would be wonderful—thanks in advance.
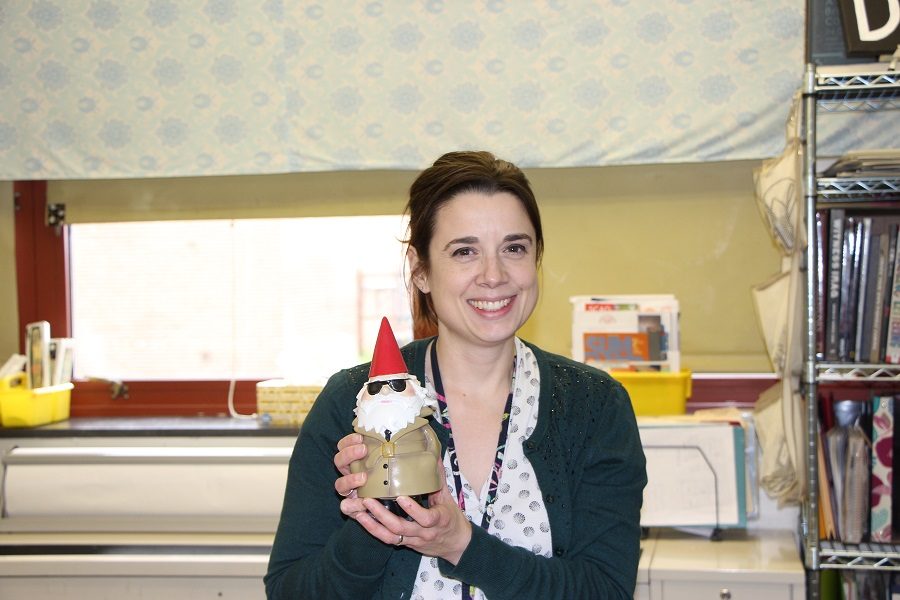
[817,363,900,381]
[815,68,900,112]
[816,177,900,201]
[821,540,900,570]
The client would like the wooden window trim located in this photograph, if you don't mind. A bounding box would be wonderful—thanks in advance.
[14,180,773,417]
[14,181,70,342]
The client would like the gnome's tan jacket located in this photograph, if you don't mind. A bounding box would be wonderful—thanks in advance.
[350,411,441,499]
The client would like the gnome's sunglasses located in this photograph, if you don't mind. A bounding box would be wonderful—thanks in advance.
[366,378,409,395]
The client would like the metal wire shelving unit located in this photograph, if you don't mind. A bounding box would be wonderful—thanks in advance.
[802,60,900,599]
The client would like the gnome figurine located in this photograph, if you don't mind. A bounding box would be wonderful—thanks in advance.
[350,317,442,516]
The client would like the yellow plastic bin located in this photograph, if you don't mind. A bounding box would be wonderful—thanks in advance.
[610,369,692,416]
[0,373,73,427]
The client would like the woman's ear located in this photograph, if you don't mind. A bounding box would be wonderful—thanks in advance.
[407,248,430,293]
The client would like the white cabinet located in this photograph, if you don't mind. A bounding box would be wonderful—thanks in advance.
[656,580,795,600]
[645,530,805,600]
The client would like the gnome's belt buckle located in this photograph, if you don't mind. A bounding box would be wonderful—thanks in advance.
[380,441,397,458]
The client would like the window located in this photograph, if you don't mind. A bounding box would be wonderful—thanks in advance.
[14,181,415,415]
[69,216,413,384]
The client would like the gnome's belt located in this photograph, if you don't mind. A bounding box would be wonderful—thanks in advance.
[381,442,396,458]
[362,436,430,464]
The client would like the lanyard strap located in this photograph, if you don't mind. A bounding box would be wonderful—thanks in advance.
[429,342,516,600]
[429,341,514,530]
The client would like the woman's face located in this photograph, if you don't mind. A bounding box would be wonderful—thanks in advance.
[415,190,539,349]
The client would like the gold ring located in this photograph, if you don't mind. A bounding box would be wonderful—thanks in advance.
[397,534,404,545]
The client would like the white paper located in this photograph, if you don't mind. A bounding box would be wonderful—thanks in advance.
[0,354,27,379]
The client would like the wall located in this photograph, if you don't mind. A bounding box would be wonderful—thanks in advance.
[4,159,782,373]
[522,160,781,371]
[0,182,18,359]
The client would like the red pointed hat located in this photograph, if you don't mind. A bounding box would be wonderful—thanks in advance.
[368,317,408,380]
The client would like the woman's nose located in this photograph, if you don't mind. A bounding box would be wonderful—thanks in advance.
[478,255,505,286]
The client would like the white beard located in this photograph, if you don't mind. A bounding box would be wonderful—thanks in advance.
[355,378,434,438]
[356,397,422,438]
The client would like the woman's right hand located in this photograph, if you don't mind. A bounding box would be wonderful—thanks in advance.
[333,432,367,499]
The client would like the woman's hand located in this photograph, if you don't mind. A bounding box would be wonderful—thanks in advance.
[333,433,367,499]
[334,437,472,564]
[355,476,473,565]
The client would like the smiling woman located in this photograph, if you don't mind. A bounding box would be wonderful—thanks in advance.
[266,151,647,600]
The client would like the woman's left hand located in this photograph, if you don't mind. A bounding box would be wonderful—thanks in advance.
[355,477,472,565]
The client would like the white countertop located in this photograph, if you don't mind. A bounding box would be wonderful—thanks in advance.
[646,528,804,584]
[0,528,805,586]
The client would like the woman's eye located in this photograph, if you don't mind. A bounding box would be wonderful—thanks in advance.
[451,247,475,257]
[505,244,527,255]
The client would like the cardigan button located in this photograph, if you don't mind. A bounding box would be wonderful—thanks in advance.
[546,495,555,504]
[525,441,535,450]
[554,548,564,557]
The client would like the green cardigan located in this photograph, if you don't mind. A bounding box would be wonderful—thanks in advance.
[265,338,647,599]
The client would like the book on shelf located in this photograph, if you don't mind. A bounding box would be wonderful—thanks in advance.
[825,423,848,541]
[893,395,900,542]
[867,223,893,364]
[821,150,900,178]
[816,210,828,360]
[817,426,837,540]
[887,229,900,364]
[880,226,900,363]
[820,209,900,365]
[842,424,870,544]
[870,396,893,542]
[819,393,841,541]
[826,208,845,361]
[853,217,873,363]
[836,216,859,362]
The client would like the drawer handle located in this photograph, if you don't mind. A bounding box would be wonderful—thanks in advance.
[719,589,731,600]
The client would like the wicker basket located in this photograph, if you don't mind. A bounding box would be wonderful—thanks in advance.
[255,380,322,426]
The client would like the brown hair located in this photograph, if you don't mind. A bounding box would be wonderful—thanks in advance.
[405,150,544,338]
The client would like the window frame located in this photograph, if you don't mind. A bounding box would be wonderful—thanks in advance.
[14,180,259,417]
[14,180,774,417]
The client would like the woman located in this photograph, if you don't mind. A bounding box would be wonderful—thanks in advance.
[265,151,647,600]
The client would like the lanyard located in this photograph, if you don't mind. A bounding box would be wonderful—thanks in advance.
[429,342,514,599]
